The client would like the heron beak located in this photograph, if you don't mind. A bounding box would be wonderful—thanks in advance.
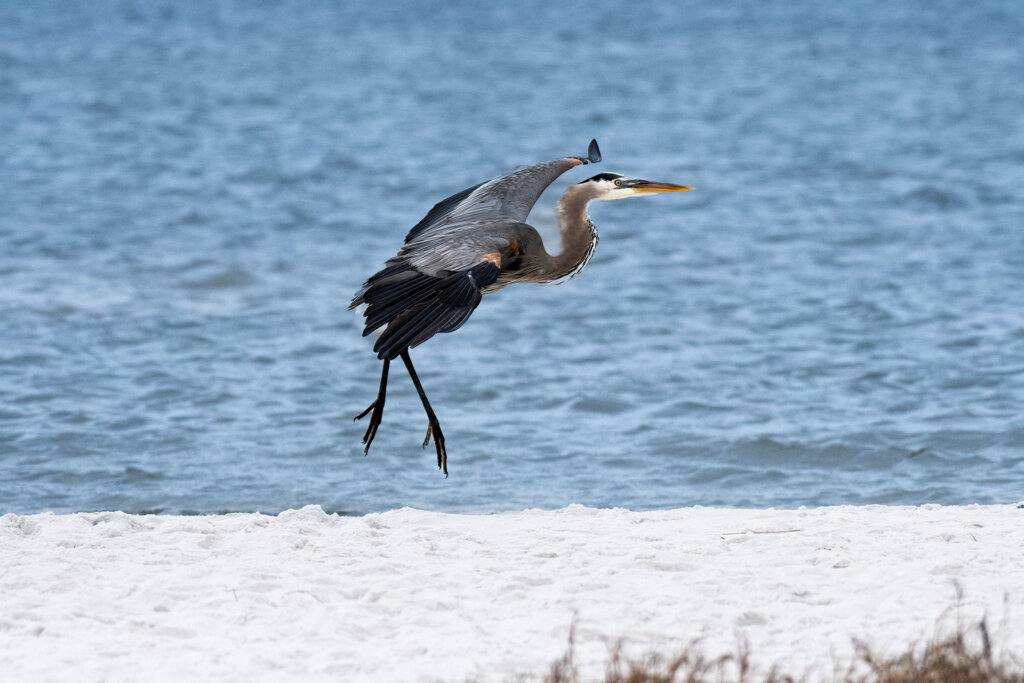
[627,179,694,194]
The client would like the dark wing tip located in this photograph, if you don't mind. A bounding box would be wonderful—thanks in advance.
[571,139,601,166]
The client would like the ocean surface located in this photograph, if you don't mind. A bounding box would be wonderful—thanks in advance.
[2,1,1023,515]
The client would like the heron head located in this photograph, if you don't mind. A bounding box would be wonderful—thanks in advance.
[578,172,693,201]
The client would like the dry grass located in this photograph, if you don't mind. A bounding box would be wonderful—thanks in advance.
[539,620,1023,683]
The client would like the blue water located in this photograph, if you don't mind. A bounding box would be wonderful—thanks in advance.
[2,2,1023,514]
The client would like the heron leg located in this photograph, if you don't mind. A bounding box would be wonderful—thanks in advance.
[354,358,389,454]
[400,350,448,476]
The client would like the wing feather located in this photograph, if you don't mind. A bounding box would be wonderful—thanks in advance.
[400,156,585,248]
[404,182,486,243]
[366,262,500,360]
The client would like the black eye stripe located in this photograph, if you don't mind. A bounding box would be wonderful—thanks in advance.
[578,172,625,184]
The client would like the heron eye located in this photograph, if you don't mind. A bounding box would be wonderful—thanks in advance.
[614,179,622,186]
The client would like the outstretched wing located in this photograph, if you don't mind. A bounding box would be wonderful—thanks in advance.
[403,139,601,246]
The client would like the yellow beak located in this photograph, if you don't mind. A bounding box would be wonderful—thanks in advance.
[628,180,694,194]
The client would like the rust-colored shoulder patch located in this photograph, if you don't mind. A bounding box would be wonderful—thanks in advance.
[482,251,502,268]
[507,239,522,257]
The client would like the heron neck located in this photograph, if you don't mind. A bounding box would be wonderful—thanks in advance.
[548,185,600,281]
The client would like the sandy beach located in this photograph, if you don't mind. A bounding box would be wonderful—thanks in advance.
[2,504,1022,681]
[4,2,1023,681]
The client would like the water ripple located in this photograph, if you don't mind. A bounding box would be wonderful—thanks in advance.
[1,1,1023,513]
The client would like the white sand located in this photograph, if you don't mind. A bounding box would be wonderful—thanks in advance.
[2,504,1022,682]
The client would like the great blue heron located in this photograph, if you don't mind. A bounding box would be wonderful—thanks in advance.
[350,140,692,475]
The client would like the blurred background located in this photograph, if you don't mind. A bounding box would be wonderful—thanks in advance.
[1,1,1022,514]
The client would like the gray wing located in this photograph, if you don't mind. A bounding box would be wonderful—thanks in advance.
[401,140,601,250]
[394,164,585,278]
[402,159,574,246]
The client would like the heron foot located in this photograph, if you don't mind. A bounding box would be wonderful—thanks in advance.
[354,402,375,421]
[355,359,390,456]
[355,400,384,455]
[421,421,448,476]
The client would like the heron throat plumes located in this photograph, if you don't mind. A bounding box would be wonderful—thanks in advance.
[549,182,603,282]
